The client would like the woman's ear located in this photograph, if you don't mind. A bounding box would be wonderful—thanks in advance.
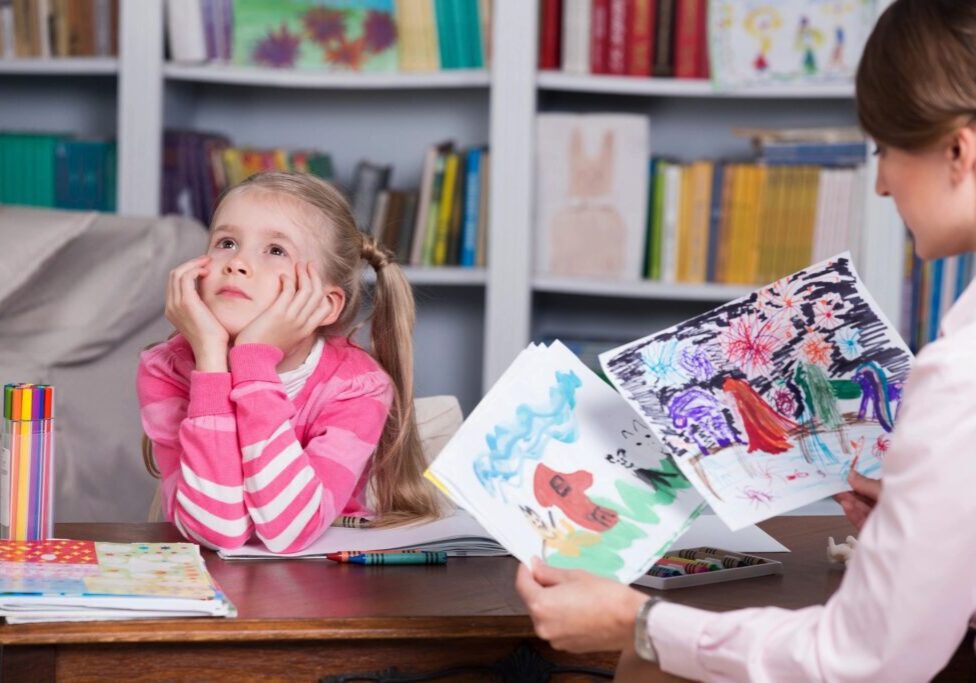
[949,124,976,184]
[320,286,346,327]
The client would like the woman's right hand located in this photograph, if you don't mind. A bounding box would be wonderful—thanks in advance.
[165,255,229,370]
[833,470,882,532]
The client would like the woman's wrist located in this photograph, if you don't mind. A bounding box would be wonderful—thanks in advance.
[617,588,651,648]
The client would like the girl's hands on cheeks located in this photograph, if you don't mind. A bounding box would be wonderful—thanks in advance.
[515,558,648,654]
[165,255,229,372]
[235,262,333,352]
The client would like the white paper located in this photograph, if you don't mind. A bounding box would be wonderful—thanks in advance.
[668,515,788,553]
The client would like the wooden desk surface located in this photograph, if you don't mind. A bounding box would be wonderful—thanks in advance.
[0,516,848,647]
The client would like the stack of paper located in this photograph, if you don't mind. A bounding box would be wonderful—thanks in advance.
[0,540,235,623]
[218,509,507,560]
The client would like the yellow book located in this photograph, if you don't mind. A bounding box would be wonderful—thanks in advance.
[273,149,290,171]
[676,164,695,282]
[433,152,459,266]
[419,0,440,70]
[221,148,245,186]
[395,0,424,71]
[714,164,736,283]
[726,164,747,284]
[795,166,820,270]
[756,166,782,284]
[743,165,767,284]
[689,161,713,283]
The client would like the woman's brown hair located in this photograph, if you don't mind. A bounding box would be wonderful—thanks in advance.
[856,0,976,150]
[146,171,440,526]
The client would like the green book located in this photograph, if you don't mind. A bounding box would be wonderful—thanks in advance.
[422,152,447,265]
[647,159,668,280]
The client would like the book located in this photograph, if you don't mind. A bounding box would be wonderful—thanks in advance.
[426,340,707,584]
[535,113,649,281]
[217,508,507,559]
[600,253,912,530]
[232,0,398,71]
[0,540,235,623]
[349,160,392,233]
[708,0,876,88]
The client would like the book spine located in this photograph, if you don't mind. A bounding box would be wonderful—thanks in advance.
[539,0,561,70]
[606,0,627,75]
[626,0,653,77]
[460,148,482,267]
[673,0,699,79]
[652,0,674,77]
[433,152,459,265]
[590,0,609,74]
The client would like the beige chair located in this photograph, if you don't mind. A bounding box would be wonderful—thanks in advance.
[146,395,464,522]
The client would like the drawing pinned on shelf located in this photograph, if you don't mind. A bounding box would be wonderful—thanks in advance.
[709,0,876,88]
[426,341,706,585]
[600,254,913,530]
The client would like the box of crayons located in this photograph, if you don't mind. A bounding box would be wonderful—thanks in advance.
[633,547,783,590]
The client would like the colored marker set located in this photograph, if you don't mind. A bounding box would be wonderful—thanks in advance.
[634,546,783,590]
[2,384,55,541]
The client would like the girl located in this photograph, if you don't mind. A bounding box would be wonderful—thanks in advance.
[516,1,976,680]
[138,171,439,553]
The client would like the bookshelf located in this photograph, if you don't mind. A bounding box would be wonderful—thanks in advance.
[1,0,905,415]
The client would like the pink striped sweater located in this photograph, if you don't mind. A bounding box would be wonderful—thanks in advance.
[137,335,393,552]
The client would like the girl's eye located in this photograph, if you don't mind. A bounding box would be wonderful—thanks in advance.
[216,238,236,249]
[268,244,287,257]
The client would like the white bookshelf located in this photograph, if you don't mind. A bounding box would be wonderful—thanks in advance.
[2,0,905,412]
[164,63,490,89]
[0,58,119,74]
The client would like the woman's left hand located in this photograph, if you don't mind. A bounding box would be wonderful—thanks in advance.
[515,558,649,653]
[235,261,333,351]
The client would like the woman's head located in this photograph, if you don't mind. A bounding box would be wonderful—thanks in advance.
[206,171,440,525]
[856,0,976,259]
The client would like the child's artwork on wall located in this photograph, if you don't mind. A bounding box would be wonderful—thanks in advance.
[709,0,876,88]
[600,254,912,530]
[535,114,649,281]
[426,341,706,585]
[233,0,397,71]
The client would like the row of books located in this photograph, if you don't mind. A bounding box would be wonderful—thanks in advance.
[0,132,116,211]
[352,142,489,268]
[902,248,975,352]
[166,0,492,72]
[162,130,334,226]
[540,0,708,79]
[643,159,867,286]
[0,0,118,59]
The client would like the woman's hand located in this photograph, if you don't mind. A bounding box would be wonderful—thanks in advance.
[165,255,229,371]
[234,262,333,352]
[833,470,882,531]
[515,558,649,654]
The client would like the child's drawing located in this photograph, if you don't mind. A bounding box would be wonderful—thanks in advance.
[426,342,705,584]
[600,255,913,530]
[709,0,876,88]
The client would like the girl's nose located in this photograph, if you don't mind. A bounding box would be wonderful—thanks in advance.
[223,257,250,276]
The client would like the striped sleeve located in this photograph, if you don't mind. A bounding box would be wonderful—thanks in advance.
[137,342,254,550]
[229,343,393,553]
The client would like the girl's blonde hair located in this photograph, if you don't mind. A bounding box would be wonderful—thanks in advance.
[213,170,440,527]
[856,0,976,150]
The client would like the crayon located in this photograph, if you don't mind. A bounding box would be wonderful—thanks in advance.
[670,548,766,568]
[333,551,448,565]
[325,549,422,562]
[658,555,723,571]
[647,565,683,578]
[655,558,716,574]
[331,515,373,528]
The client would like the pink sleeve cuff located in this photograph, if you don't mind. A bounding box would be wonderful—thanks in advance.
[188,372,233,416]
[648,601,712,682]
[229,344,284,384]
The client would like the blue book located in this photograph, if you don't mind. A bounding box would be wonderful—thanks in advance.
[928,258,943,344]
[705,162,725,282]
[460,147,482,267]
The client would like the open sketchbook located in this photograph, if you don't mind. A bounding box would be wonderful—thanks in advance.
[0,540,235,623]
[600,254,912,531]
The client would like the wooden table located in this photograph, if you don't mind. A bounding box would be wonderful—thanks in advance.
[0,517,971,682]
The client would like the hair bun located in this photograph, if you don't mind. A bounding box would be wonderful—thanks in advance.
[361,235,391,271]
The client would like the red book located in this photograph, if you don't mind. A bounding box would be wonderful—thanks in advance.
[696,0,709,78]
[607,0,628,75]
[590,0,610,74]
[627,0,655,76]
[674,0,704,79]
[539,0,562,70]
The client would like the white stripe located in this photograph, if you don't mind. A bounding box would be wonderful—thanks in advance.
[258,488,323,553]
[176,490,251,539]
[180,463,244,504]
[244,440,304,492]
[247,467,317,524]
[173,515,212,548]
[241,421,291,463]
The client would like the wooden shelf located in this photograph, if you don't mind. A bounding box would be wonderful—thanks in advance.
[533,276,755,302]
[164,64,490,90]
[0,58,118,75]
[537,71,855,99]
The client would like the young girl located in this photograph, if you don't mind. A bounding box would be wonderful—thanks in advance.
[516,1,976,680]
[137,171,439,553]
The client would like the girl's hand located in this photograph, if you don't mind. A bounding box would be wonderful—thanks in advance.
[833,470,882,531]
[165,255,229,370]
[234,262,333,352]
[515,558,649,654]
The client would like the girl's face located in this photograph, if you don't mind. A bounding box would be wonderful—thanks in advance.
[199,191,323,337]
[875,133,976,260]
